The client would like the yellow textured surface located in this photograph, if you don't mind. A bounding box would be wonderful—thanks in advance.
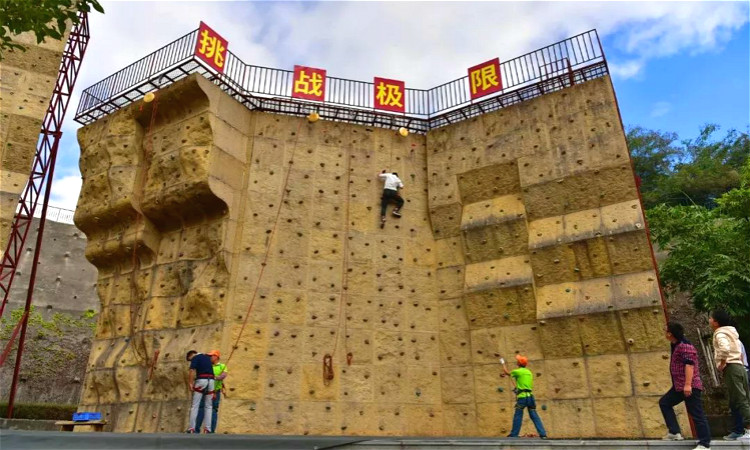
[0,31,65,248]
[76,73,668,438]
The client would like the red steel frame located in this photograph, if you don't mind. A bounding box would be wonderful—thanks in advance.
[0,12,90,418]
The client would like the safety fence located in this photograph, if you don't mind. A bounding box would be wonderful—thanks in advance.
[30,205,75,225]
[74,29,607,131]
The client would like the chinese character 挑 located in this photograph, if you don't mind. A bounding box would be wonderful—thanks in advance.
[198,29,226,69]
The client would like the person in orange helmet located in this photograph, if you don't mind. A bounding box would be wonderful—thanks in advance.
[501,354,547,439]
[195,350,228,433]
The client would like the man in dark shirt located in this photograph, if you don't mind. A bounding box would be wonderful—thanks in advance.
[659,322,711,450]
[186,350,215,433]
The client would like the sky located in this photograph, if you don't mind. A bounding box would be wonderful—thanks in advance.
[47,0,750,210]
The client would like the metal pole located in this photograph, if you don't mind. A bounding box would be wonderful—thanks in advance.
[6,132,60,418]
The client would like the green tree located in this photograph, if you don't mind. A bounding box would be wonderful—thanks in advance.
[647,160,750,337]
[0,0,104,57]
[627,124,749,209]
[626,126,682,208]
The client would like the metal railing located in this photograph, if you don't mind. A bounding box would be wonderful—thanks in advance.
[74,29,607,130]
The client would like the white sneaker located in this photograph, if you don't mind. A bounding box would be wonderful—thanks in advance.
[740,429,750,441]
[662,432,684,441]
[692,445,710,450]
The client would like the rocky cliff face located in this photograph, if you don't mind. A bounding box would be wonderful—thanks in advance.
[74,73,679,437]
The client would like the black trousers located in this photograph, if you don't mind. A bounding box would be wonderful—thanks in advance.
[659,387,711,447]
[380,189,404,217]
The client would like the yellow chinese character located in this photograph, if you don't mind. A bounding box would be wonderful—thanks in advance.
[470,65,499,94]
[294,70,324,96]
[198,29,226,68]
[376,82,403,107]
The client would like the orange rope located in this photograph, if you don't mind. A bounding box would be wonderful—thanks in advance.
[226,119,304,364]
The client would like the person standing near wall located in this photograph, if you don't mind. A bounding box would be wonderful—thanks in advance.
[196,350,228,433]
[185,350,215,434]
[710,310,750,441]
[658,321,711,450]
[501,354,548,439]
[726,331,750,440]
[378,170,404,228]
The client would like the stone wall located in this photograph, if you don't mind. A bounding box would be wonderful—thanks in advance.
[75,73,679,437]
[0,31,67,249]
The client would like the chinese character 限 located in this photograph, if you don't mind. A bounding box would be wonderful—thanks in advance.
[468,58,502,100]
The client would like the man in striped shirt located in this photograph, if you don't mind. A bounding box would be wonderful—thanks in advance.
[659,321,711,450]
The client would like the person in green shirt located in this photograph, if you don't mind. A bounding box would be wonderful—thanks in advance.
[196,350,228,433]
[501,354,547,439]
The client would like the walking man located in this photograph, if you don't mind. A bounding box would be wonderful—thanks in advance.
[710,310,750,441]
[186,350,215,433]
[378,170,404,227]
[659,321,711,450]
[501,354,547,439]
[196,350,228,433]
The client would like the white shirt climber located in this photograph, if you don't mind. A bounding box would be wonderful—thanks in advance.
[378,172,404,191]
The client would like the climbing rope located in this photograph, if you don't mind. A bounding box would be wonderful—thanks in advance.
[226,119,305,365]
[325,141,354,383]
[124,93,160,365]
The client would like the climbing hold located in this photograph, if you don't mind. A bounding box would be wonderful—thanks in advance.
[541,404,548,411]
[497,387,504,392]
[307,112,320,123]
[143,92,155,103]
[398,127,409,137]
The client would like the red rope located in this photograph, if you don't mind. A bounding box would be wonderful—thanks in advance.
[226,119,304,364]
[0,312,28,367]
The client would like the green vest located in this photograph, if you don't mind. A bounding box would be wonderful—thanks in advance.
[510,367,534,398]
[213,363,227,390]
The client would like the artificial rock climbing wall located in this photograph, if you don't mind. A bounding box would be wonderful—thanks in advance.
[76,73,680,437]
[426,76,683,438]
[0,31,67,249]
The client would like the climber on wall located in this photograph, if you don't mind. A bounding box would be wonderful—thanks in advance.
[185,350,215,434]
[196,350,228,433]
[501,354,548,439]
[378,169,404,228]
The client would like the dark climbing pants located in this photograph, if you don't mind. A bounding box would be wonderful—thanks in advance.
[509,395,547,438]
[659,387,711,447]
[724,363,750,429]
[380,189,404,217]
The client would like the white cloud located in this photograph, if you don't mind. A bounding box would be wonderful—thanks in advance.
[650,101,672,118]
[49,175,82,211]
[608,59,645,80]
[53,0,748,211]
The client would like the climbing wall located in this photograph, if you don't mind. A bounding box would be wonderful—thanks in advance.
[76,73,680,437]
[0,31,67,248]
[426,76,686,438]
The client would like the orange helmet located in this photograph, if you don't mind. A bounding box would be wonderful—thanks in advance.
[207,350,220,359]
[515,354,528,366]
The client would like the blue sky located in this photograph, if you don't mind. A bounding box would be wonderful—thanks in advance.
[48,1,750,210]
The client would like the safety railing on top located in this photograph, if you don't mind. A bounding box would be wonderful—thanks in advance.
[74,29,606,129]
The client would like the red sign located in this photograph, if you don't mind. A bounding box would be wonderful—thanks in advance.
[468,58,502,100]
[292,65,326,102]
[373,77,405,113]
[194,22,228,74]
